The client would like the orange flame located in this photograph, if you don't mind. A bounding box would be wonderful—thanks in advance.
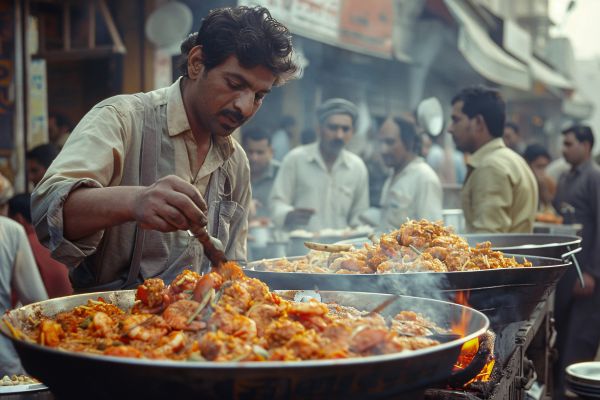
[451,291,495,384]
[451,291,470,337]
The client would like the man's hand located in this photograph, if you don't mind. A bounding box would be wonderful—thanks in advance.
[573,272,596,298]
[284,208,315,228]
[132,175,207,233]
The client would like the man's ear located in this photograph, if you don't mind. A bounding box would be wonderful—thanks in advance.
[187,45,205,79]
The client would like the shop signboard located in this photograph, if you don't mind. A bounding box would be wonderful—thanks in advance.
[238,0,392,58]
[28,59,48,148]
[0,3,14,150]
[339,0,393,57]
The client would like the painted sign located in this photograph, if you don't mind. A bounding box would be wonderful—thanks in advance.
[239,0,393,58]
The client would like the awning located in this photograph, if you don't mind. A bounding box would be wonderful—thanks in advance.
[444,0,531,91]
[529,56,574,91]
[563,91,594,120]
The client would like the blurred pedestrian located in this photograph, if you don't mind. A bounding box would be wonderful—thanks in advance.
[26,143,60,187]
[448,86,537,233]
[522,144,557,214]
[503,121,525,154]
[0,174,48,376]
[271,115,296,161]
[552,125,600,399]
[242,129,279,219]
[48,113,72,149]
[377,117,442,231]
[270,98,369,231]
[8,193,72,298]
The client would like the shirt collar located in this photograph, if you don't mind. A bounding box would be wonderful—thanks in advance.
[167,77,235,160]
[572,158,593,175]
[307,142,351,168]
[468,137,506,169]
[253,159,280,183]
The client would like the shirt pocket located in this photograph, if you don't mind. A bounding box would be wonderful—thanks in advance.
[211,200,245,256]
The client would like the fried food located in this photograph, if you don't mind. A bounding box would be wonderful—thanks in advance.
[19,262,442,362]
[254,219,532,274]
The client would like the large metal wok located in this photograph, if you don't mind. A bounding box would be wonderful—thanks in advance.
[461,233,581,260]
[245,254,570,330]
[463,233,584,287]
[2,290,489,400]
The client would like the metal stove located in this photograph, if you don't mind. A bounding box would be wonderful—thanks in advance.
[422,293,556,400]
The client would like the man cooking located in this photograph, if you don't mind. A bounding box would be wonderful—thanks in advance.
[448,86,537,233]
[270,98,369,231]
[32,6,298,292]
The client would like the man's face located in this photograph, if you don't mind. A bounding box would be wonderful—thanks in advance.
[562,132,590,166]
[529,156,550,177]
[245,138,272,177]
[378,119,410,169]
[448,101,477,153]
[185,51,276,137]
[503,126,519,149]
[318,114,354,158]
[26,159,46,186]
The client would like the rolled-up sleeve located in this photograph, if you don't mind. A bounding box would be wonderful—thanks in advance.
[269,156,296,228]
[32,101,131,268]
[467,166,512,233]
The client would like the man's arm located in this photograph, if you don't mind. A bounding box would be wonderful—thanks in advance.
[32,101,206,268]
[467,166,512,233]
[63,176,207,241]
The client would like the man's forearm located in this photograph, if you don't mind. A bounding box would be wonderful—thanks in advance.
[63,186,141,241]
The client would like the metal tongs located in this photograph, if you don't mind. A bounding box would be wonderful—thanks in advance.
[187,227,227,268]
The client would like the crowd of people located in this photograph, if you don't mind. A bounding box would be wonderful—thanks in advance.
[242,86,593,242]
[0,6,598,398]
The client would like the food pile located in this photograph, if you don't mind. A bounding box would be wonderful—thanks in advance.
[11,263,442,361]
[0,375,39,386]
[254,220,532,274]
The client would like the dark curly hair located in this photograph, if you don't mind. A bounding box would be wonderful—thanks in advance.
[451,86,506,138]
[178,6,298,85]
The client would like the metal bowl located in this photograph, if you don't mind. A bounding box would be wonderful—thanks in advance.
[2,290,488,400]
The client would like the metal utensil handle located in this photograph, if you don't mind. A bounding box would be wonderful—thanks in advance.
[187,229,228,267]
[561,246,581,259]
[563,246,585,288]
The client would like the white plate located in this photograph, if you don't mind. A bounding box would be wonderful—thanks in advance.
[566,362,600,386]
[0,383,48,394]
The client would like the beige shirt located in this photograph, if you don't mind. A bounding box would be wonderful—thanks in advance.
[379,157,443,232]
[32,78,251,285]
[270,142,369,231]
[462,138,537,233]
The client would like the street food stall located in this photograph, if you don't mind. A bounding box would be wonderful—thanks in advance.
[1,219,579,399]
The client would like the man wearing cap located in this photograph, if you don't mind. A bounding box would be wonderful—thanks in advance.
[270,98,369,231]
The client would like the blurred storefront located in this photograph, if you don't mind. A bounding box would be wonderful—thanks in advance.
[0,0,593,189]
